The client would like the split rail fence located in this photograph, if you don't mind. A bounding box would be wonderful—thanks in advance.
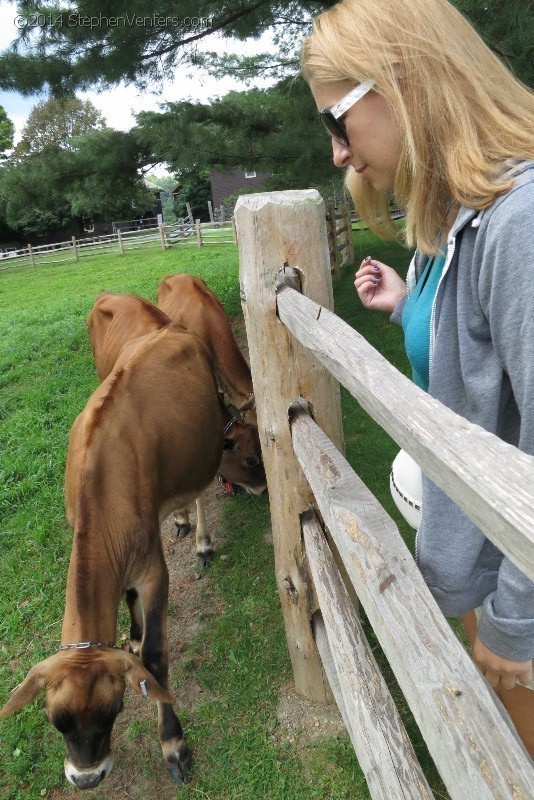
[236,189,533,800]
[0,219,236,272]
[325,197,355,274]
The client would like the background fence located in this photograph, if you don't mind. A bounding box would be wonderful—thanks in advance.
[236,189,533,800]
[0,194,370,274]
[0,218,237,271]
[325,198,355,274]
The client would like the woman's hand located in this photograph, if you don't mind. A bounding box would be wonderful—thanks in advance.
[354,255,407,312]
[472,635,533,690]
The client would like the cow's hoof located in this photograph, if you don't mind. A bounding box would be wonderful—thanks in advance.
[166,744,192,785]
[127,639,142,657]
[196,549,213,570]
[175,522,192,539]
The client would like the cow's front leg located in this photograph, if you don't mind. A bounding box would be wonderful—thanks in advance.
[195,493,213,569]
[138,550,192,784]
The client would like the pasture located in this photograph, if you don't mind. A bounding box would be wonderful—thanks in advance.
[0,236,449,798]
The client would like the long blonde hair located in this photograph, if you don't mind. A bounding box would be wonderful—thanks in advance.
[301,0,534,253]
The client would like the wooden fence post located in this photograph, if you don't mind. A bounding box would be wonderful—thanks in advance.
[340,199,355,264]
[117,229,125,255]
[344,200,355,263]
[231,216,238,246]
[71,236,79,261]
[324,200,338,275]
[158,223,166,252]
[208,200,214,223]
[196,219,203,247]
[236,189,344,702]
[27,244,35,267]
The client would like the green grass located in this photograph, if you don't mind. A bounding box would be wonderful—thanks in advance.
[0,235,448,799]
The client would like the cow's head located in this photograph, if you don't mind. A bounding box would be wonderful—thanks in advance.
[221,408,267,494]
[0,648,172,790]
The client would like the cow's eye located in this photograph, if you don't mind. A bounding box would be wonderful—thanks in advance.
[52,711,76,734]
[245,456,260,467]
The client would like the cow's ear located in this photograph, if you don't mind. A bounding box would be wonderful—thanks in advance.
[0,661,51,717]
[122,655,174,704]
[223,437,237,451]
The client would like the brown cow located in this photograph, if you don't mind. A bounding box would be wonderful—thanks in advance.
[87,291,172,383]
[0,325,245,788]
[87,290,266,557]
[157,273,256,422]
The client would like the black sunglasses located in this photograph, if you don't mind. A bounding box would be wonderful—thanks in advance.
[319,80,375,148]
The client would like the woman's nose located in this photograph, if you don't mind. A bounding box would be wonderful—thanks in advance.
[332,139,351,168]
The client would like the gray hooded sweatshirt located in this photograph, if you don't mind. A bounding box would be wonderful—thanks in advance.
[392,161,534,662]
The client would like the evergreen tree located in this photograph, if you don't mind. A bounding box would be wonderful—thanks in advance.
[136,77,340,191]
[172,168,212,222]
[0,106,15,160]
[0,127,154,237]
[0,1,333,94]
[0,1,531,92]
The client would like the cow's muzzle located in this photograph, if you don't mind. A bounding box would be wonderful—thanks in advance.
[64,754,114,789]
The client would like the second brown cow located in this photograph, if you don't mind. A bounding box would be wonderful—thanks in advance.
[87,289,266,563]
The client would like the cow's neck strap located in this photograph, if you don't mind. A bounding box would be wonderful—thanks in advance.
[223,393,256,435]
[56,641,120,652]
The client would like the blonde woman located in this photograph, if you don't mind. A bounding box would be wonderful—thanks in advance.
[301,0,534,755]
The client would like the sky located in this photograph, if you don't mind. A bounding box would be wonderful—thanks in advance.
[0,0,277,148]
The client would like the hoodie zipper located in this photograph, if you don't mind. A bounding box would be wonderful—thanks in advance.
[428,208,484,376]
[417,210,481,559]
[416,227,457,560]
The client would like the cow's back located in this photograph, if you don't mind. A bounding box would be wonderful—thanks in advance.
[156,274,254,404]
[157,275,222,351]
[87,292,171,381]
[65,326,224,533]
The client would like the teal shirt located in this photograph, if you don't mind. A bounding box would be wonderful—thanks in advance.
[401,251,447,390]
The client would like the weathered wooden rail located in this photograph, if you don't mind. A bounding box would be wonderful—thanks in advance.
[235,189,533,800]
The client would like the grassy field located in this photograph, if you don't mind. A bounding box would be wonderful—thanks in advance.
[0,235,448,799]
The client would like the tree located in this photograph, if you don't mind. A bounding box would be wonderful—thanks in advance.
[0,106,15,160]
[66,129,155,223]
[0,128,154,237]
[0,1,335,94]
[172,168,212,222]
[13,97,105,158]
[0,1,531,94]
[0,94,154,238]
[456,0,534,86]
[136,77,340,191]
[0,150,75,236]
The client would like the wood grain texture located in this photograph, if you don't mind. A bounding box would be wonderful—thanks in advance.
[292,405,534,799]
[235,190,344,701]
[303,511,434,800]
[277,285,534,581]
